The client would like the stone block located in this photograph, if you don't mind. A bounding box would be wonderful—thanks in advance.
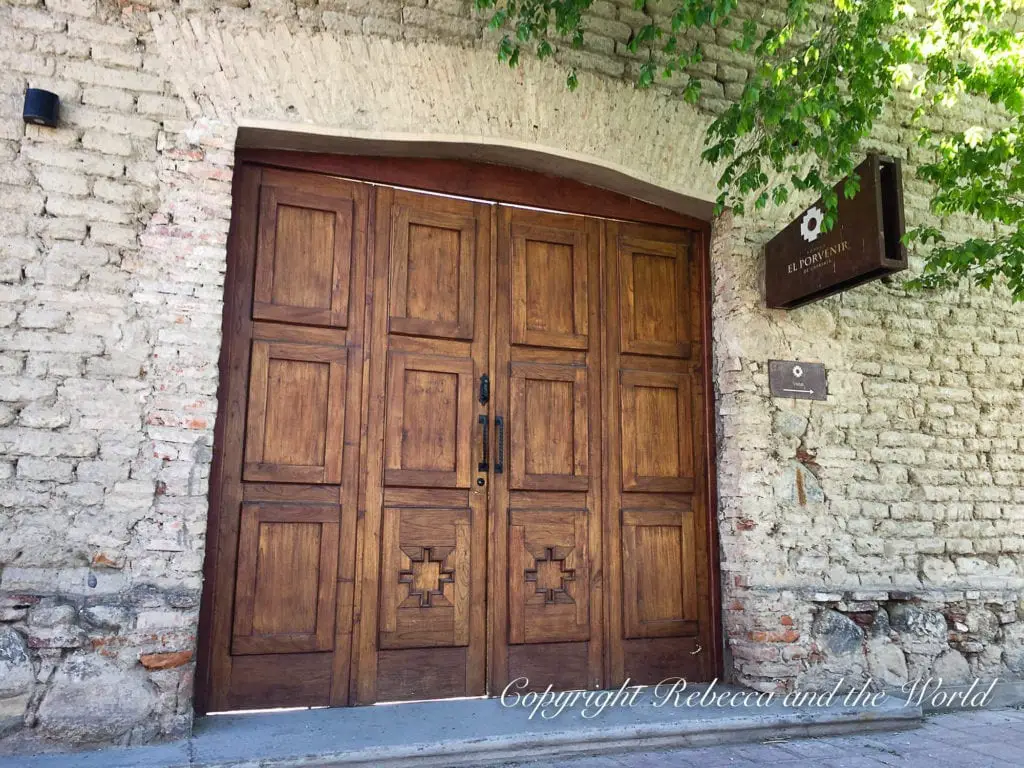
[17,457,74,482]
[0,694,30,739]
[57,61,163,92]
[0,628,34,699]
[932,648,972,683]
[81,86,137,112]
[1002,622,1024,676]
[36,654,158,743]
[812,609,865,658]
[0,377,57,403]
[82,604,130,631]
[44,0,97,16]
[867,638,909,687]
[888,603,949,650]
[21,144,124,177]
[66,19,137,45]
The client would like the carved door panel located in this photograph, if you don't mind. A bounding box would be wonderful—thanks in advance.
[508,509,590,645]
[353,188,490,704]
[378,507,471,649]
[604,220,714,686]
[204,167,369,712]
[491,207,604,693]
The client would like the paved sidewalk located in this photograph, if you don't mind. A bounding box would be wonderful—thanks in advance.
[505,708,1024,767]
[0,682,920,767]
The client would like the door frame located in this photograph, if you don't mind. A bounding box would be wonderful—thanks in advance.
[195,148,721,713]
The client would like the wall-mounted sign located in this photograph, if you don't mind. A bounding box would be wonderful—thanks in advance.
[769,360,827,401]
[765,153,907,309]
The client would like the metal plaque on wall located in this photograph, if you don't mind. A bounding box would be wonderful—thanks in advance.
[765,153,908,309]
[769,360,827,401]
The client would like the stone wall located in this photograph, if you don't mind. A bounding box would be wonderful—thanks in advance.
[0,0,1021,750]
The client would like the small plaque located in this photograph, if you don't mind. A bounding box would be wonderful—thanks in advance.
[769,360,827,401]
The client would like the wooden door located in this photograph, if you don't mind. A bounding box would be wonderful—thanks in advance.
[491,207,604,691]
[202,167,369,711]
[352,188,490,703]
[200,157,719,713]
[603,221,715,684]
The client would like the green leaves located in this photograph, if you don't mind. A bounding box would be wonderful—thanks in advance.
[476,0,1024,300]
[683,79,702,104]
[900,0,1024,298]
[480,0,595,74]
[906,230,1024,302]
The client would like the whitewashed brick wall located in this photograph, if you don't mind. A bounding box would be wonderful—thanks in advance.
[0,0,1020,749]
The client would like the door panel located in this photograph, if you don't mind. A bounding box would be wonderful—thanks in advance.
[353,187,490,704]
[618,234,692,358]
[605,220,713,687]
[620,371,695,493]
[492,206,603,693]
[376,647,469,702]
[378,507,471,649]
[383,353,475,488]
[511,222,589,350]
[232,503,340,654]
[621,507,699,639]
[509,363,589,491]
[389,204,476,340]
[254,184,354,328]
[243,341,348,484]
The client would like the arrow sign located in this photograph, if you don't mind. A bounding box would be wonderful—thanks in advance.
[769,360,827,402]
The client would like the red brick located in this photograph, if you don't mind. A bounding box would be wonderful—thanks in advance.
[139,650,193,670]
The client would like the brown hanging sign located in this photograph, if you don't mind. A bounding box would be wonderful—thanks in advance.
[765,153,907,309]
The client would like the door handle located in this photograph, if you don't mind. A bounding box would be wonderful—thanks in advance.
[494,416,504,475]
[478,414,489,473]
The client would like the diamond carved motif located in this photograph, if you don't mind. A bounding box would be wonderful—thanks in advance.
[398,546,455,608]
[524,547,576,605]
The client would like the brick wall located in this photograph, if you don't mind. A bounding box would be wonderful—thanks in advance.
[0,0,1021,748]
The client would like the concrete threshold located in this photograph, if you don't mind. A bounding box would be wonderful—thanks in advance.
[0,684,922,768]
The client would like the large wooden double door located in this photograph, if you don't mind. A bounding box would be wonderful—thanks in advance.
[197,156,718,712]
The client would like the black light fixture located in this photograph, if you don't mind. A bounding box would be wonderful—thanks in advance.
[23,88,60,128]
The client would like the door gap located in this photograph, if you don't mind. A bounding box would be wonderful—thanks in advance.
[208,706,329,715]
[373,695,489,706]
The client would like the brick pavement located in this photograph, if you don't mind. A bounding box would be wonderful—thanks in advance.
[505,708,1024,767]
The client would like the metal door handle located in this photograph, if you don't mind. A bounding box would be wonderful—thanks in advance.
[478,414,489,473]
[494,416,504,474]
